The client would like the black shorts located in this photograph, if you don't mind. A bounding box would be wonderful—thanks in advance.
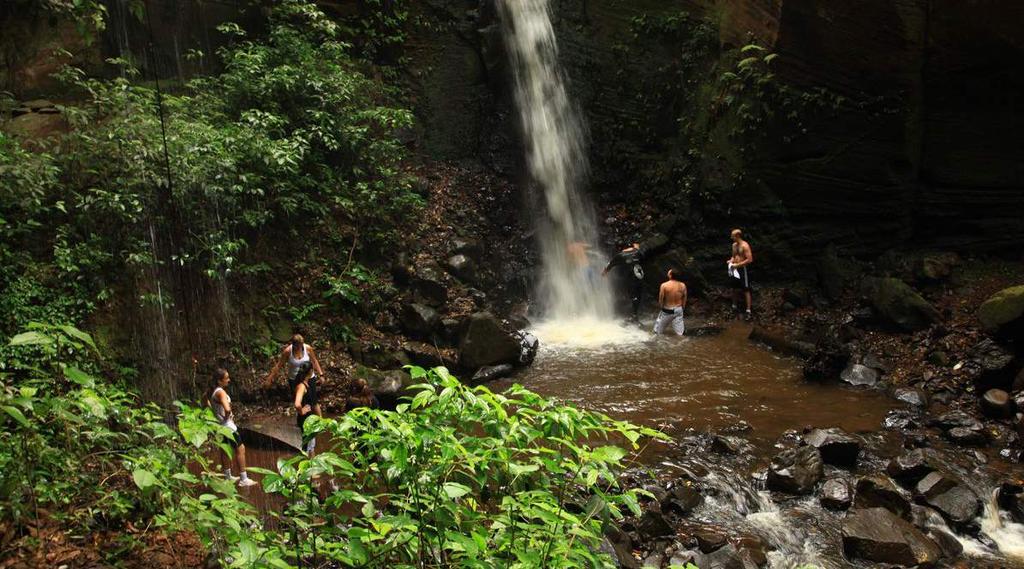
[730,267,752,291]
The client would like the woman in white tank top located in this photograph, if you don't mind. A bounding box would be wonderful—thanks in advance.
[261,334,325,416]
[207,368,256,486]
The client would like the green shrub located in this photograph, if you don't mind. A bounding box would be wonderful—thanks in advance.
[235,366,667,568]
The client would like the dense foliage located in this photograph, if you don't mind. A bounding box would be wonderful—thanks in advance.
[0,0,419,343]
[241,366,667,567]
[0,324,198,535]
[0,324,668,567]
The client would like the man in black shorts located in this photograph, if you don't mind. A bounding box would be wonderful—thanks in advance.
[727,229,754,320]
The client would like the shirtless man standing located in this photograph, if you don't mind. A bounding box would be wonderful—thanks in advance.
[654,269,687,335]
[727,228,754,320]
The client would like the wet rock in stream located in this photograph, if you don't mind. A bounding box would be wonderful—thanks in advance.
[892,386,929,408]
[853,475,912,519]
[458,311,521,370]
[886,449,939,486]
[840,363,880,387]
[842,507,943,566]
[914,471,981,529]
[820,478,853,510]
[803,427,861,467]
[766,446,823,495]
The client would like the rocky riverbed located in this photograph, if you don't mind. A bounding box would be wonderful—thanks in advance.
[569,256,1024,568]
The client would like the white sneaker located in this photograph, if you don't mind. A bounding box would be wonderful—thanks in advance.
[238,477,258,488]
[222,473,240,482]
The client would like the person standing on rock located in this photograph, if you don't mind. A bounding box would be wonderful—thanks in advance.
[727,229,754,320]
[292,361,321,455]
[207,368,257,487]
[602,240,646,322]
[654,269,687,335]
[263,333,325,397]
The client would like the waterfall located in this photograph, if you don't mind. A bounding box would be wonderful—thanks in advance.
[500,0,615,322]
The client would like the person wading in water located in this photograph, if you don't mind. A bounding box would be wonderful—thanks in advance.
[727,228,754,320]
[207,368,257,487]
[602,240,646,321]
[653,269,687,335]
[292,361,321,455]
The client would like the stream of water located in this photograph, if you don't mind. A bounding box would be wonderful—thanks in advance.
[509,320,1024,567]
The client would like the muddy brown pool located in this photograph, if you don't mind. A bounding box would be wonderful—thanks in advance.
[506,320,900,451]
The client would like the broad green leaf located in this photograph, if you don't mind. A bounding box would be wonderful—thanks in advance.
[9,331,52,347]
[443,482,471,499]
[1,405,29,427]
[64,366,97,388]
[132,468,157,490]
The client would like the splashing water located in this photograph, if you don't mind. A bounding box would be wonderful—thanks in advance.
[500,0,618,331]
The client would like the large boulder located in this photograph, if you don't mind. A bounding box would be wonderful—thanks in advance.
[861,277,941,331]
[459,312,521,371]
[803,428,861,467]
[400,303,440,338]
[915,472,981,528]
[841,508,942,566]
[600,525,639,569]
[977,285,1024,343]
[692,543,759,569]
[767,446,823,495]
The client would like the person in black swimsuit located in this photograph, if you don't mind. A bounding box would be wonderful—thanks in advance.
[601,241,646,321]
[292,361,320,455]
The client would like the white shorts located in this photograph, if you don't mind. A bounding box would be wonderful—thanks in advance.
[653,307,685,335]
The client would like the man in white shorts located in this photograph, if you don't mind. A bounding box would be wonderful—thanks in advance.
[654,269,687,335]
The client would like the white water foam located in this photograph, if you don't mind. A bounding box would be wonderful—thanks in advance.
[530,318,649,351]
[954,489,1024,560]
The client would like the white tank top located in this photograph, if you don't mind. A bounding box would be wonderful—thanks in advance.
[211,387,237,432]
[288,343,314,380]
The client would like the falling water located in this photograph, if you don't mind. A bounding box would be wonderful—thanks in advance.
[500,0,619,328]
